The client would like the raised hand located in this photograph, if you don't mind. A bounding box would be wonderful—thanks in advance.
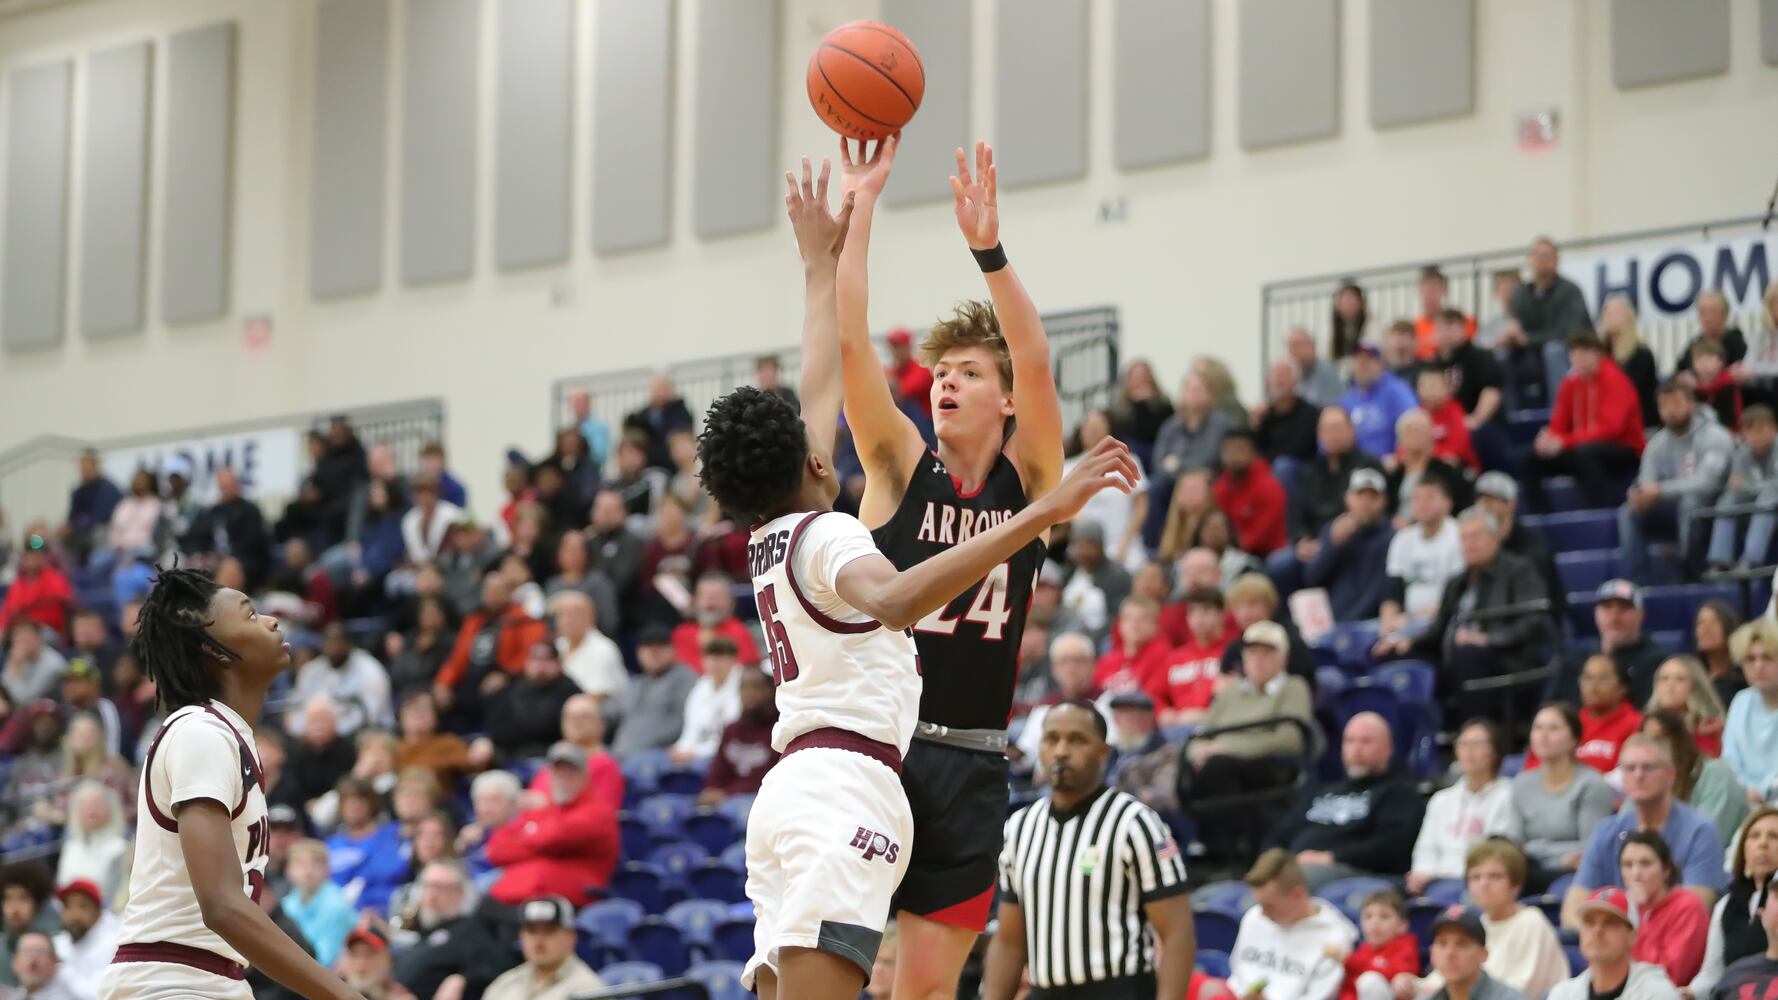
[1039,436,1141,523]
[950,140,998,250]
[785,156,855,268]
[839,134,898,201]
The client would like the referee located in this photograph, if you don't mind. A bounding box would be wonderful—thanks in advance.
[982,700,1196,999]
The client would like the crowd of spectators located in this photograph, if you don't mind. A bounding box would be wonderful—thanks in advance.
[0,242,1776,999]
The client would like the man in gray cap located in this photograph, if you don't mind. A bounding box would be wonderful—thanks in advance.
[1474,471,1567,625]
[1545,580,1668,706]
[1301,468,1396,623]
[608,625,699,756]
[1423,905,1528,1000]
[481,895,604,1000]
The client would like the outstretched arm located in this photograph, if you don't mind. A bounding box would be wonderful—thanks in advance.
[836,137,926,515]
[786,156,855,455]
[953,142,1065,501]
[835,437,1139,630]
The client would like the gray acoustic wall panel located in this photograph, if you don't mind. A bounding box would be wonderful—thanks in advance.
[994,0,1087,187]
[2,61,71,349]
[592,0,673,253]
[495,0,572,269]
[1611,0,1729,88]
[1113,0,1209,169]
[311,0,389,299]
[1238,0,1339,149]
[1765,0,1778,66]
[692,0,778,238]
[80,42,152,337]
[401,0,479,284]
[1370,0,1472,127]
[161,22,235,324]
[882,0,970,205]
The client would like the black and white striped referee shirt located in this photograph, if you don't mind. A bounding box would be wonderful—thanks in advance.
[997,784,1190,990]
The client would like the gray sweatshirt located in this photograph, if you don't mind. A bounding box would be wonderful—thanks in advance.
[1510,766,1616,869]
[1546,963,1680,1000]
[1639,416,1734,498]
[609,663,699,756]
[1722,441,1778,503]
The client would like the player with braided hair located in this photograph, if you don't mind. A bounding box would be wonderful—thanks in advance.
[101,566,364,1000]
[700,155,1137,1000]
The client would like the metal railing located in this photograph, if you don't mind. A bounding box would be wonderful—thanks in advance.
[1259,214,1773,376]
[0,398,446,532]
[549,306,1122,443]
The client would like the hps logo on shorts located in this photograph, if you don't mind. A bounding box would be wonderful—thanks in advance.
[849,826,901,864]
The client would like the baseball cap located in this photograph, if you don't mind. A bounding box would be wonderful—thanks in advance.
[518,895,575,930]
[267,804,302,829]
[62,658,99,683]
[1108,689,1155,710]
[1596,579,1643,609]
[1430,904,1487,946]
[55,879,101,906]
[346,926,390,952]
[1475,471,1519,504]
[1348,468,1386,494]
[1577,887,1635,928]
[637,623,675,647]
[1353,342,1383,359]
[1071,521,1106,544]
[545,741,589,769]
[1242,620,1290,651]
[886,327,913,346]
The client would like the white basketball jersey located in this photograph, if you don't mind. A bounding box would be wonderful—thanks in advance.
[116,700,270,965]
[748,511,921,754]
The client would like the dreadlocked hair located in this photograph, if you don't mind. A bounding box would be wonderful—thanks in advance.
[696,386,808,522]
[132,563,237,713]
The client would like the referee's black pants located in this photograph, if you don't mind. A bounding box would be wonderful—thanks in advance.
[1185,754,1297,863]
[1030,972,1157,999]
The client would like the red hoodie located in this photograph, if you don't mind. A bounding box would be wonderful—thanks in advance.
[1548,358,1647,452]
[1095,636,1175,693]
[1213,458,1287,556]
[1339,933,1421,1000]
[1423,400,1480,471]
[486,778,620,907]
[0,565,72,637]
[1695,370,1744,431]
[1525,699,1643,772]
[1144,635,1229,712]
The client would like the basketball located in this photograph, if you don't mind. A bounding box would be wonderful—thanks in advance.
[807,21,924,141]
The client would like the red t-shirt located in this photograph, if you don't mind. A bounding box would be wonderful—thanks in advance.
[1340,934,1422,1000]
[1529,700,1643,772]
[672,618,763,673]
[1095,637,1175,694]
[1145,637,1230,712]
[1423,400,1480,471]
[891,360,934,416]
[1630,888,1709,987]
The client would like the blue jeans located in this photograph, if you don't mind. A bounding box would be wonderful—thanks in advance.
[1707,488,1778,566]
[1542,339,1571,391]
[1619,493,1703,580]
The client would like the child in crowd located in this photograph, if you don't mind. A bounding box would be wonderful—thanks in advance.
[1692,340,1743,431]
[1149,587,1231,726]
[1415,368,1479,471]
[1708,405,1778,570]
[281,839,358,969]
[1335,889,1420,1000]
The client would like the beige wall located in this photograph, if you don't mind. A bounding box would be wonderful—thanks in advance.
[2,0,1776,506]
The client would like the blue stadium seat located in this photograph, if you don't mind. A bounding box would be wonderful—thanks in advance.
[687,960,751,1000]
[647,841,711,881]
[637,794,697,840]
[1548,873,1576,898]
[1420,879,1465,905]
[719,842,748,872]
[1644,584,1740,632]
[629,917,691,975]
[1329,686,1401,747]
[1556,550,1616,594]
[1648,629,1686,653]
[619,812,653,861]
[599,960,665,987]
[576,938,624,971]
[1539,478,1585,514]
[688,860,749,904]
[1314,666,1349,706]
[658,765,708,797]
[727,901,755,920]
[1506,410,1551,446]
[578,898,645,946]
[1525,894,1562,928]
[1326,620,1382,670]
[1197,950,1231,980]
[1371,661,1435,705]
[1564,944,1586,974]
[1501,753,1526,778]
[683,810,740,856]
[1191,881,1254,916]
[711,917,756,963]
[508,757,543,786]
[665,899,731,951]
[610,862,673,914]
[1318,877,1399,924]
[1407,900,1446,942]
[1521,511,1617,554]
[1194,910,1239,953]
[624,749,675,795]
[714,794,756,828]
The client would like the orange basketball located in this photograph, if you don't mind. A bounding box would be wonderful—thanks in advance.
[807,21,924,141]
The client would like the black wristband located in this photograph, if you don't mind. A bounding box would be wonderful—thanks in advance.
[971,243,1008,273]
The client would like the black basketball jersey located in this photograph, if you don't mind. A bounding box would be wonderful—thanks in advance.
[872,449,1045,730]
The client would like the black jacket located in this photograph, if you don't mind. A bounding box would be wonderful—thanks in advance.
[484,675,581,757]
[1290,450,1384,543]
[1265,766,1426,873]
[392,912,510,1000]
[1434,342,1505,420]
[1509,276,1594,346]
[1545,634,1670,707]
[1413,549,1551,675]
[285,736,357,806]
[183,498,272,588]
[1616,345,1660,428]
[1676,327,1749,374]
[1501,520,1567,625]
[1255,396,1320,463]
